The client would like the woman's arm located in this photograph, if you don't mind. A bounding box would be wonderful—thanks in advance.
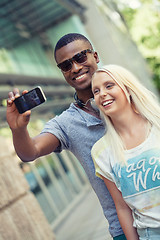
[102,176,139,240]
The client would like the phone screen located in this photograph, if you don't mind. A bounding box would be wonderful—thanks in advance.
[14,87,46,114]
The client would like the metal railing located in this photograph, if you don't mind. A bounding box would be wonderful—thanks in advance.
[21,150,90,230]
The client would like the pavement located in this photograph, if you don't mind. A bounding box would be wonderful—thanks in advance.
[54,187,112,240]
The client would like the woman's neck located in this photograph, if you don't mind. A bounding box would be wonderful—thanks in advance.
[111,110,150,150]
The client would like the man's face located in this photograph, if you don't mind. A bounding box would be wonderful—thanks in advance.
[55,40,99,92]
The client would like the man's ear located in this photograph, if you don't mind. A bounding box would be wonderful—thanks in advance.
[94,52,100,64]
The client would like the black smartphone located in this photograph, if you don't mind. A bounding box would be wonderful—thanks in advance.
[14,86,46,114]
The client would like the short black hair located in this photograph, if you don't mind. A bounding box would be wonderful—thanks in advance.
[54,33,92,60]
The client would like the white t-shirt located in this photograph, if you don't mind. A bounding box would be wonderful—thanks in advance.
[91,125,160,229]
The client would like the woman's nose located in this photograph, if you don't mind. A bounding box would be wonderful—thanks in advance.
[100,88,107,97]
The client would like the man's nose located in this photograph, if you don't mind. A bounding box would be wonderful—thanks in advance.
[71,61,83,72]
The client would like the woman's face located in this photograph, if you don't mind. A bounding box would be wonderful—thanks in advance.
[92,71,129,118]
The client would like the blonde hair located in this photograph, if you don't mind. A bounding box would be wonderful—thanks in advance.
[93,64,160,164]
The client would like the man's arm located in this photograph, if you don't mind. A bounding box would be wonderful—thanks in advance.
[102,176,139,240]
[6,89,60,162]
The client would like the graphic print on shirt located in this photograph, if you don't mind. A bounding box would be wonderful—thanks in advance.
[113,148,160,198]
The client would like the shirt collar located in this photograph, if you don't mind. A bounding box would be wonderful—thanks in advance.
[71,103,103,127]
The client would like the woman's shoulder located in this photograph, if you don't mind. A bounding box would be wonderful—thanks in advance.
[91,135,110,158]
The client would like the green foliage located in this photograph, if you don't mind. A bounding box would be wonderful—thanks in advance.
[121,7,137,28]
[147,57,160,90]
[120,2,160,93]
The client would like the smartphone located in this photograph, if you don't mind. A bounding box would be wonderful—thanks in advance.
[14,86,46,114]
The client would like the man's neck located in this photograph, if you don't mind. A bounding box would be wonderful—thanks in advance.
[74,97,100,119]
[76,90,93,104]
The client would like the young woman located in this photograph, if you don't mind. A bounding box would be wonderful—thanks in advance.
[91,65,160,240]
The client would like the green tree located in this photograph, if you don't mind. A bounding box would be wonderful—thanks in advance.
[119,1,160,93]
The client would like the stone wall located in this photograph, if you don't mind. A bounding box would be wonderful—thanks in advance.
[0,136,55,240]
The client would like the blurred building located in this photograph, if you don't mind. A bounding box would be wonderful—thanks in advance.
[0,0,156,126]
[0,1,157,239]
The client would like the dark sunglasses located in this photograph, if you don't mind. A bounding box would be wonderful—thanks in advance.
[57,49,94,72]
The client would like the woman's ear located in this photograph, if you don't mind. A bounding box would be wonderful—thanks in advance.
[124,87,131,103]
[130,96,139,114]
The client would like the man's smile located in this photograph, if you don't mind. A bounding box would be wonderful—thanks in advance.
[73,70,89,81]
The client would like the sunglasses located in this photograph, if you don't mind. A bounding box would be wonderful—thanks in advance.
[57,49,94,72]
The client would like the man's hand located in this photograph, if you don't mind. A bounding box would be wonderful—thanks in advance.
[6,88,31,130]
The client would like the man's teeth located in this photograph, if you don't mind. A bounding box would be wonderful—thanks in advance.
[76,74,85,80]
[102,100,113,106]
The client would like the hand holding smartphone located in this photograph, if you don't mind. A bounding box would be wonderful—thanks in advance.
[14,86,46,114]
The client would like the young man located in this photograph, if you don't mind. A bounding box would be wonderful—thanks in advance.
[7,33,126,240]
